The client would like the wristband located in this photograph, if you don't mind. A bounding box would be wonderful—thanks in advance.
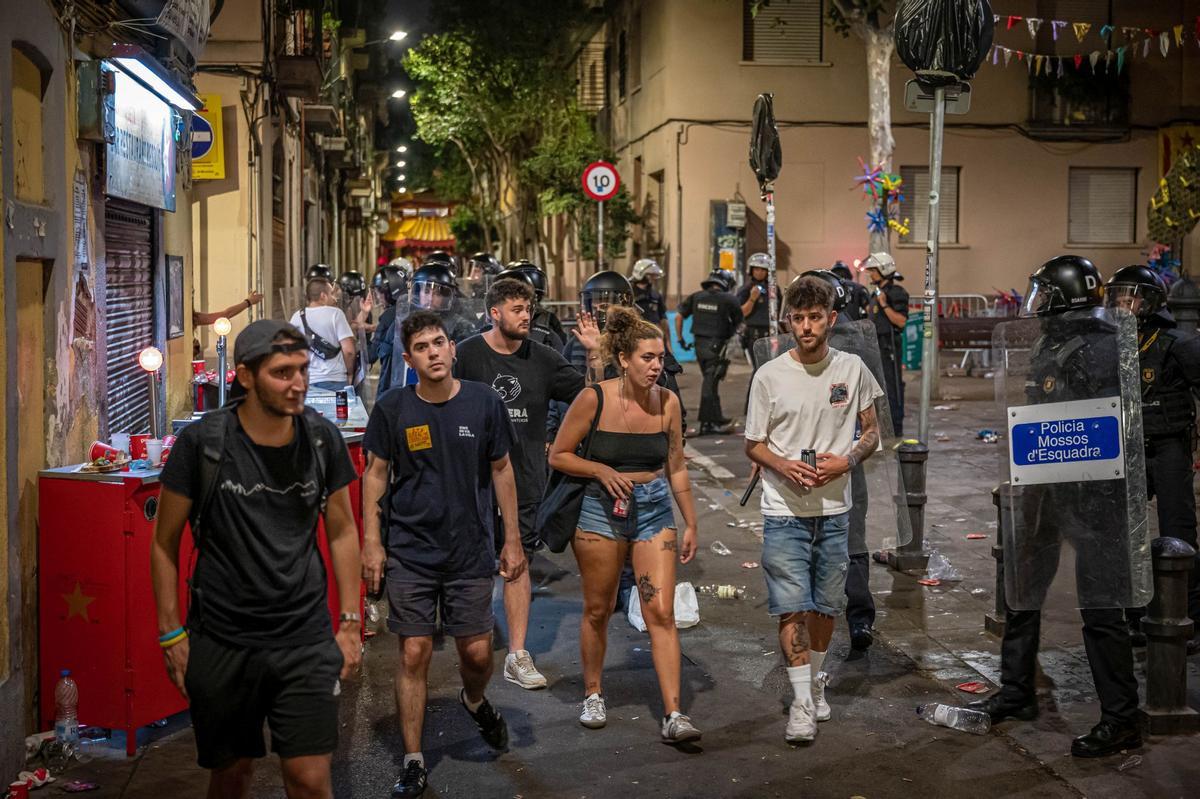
[158,626,185,643]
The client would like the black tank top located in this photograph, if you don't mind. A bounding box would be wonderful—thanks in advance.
[588,386,669,472]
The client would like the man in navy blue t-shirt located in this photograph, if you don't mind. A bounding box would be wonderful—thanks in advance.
[362,310,524,797]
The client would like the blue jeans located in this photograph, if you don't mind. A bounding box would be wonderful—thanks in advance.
[761,513,850,616]
[578,477,676,542]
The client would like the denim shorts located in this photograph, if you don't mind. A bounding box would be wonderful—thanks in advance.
[578,476,676,543]
[761,513,850,617]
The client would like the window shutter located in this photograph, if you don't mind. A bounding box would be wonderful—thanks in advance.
[743,0,823,62]
[1068,168,1137,244]
[899,167,960,244]
[104,199,156,436]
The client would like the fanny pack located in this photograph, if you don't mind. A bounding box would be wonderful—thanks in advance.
[300,308,342,361]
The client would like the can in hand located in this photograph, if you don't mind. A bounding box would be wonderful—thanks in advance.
[613,497,630,518]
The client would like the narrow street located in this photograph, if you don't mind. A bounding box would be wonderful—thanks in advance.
[59,362,1199,799]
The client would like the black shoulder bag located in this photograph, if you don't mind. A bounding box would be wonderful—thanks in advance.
[300,307,342,361]
[535,384,603,553]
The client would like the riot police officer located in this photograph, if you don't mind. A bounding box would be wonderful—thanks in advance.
[507,259,566,348]
[631,258,670,345]
[737,253,778,358]
[832,261,869,322]
[677,269,744,435]
[1107,265,1200,651]
[305,263,333,282]
[409,258,481,343]
[369,264,407,396]
[971,255,1142,759]
[865,252,909,434]
[467,251,503,298]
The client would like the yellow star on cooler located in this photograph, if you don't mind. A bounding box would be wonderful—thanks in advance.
[63,582,95,622]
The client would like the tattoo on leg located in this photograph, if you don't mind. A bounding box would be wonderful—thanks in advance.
[661,537,678,552]
[637,573,661,604]
[789,624,808,661]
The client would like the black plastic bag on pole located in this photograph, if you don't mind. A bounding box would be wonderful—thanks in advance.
[895,0,994,87]
[749,93,781,196]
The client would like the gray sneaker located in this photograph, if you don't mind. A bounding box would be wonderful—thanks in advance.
[579,693,607,729]
[661,712,702,743]
[504,650,548,690]
[813,671,831,722]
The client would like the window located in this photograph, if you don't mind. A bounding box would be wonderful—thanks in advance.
[1068,167,1137,244]
[899,166,961,244]
[742,0,823,63]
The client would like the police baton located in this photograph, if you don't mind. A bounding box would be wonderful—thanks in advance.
[739,465,761,506]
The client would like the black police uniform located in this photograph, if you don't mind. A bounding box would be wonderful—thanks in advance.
[736,278,777,353]
[840,281,870,322]
[680,286,743,425]
[634,283,668,325]
[369,305,397,395]
[869,279,909,434]
[997,309,1139,726]
[1137,311,1200,624]
[532,307,567,351]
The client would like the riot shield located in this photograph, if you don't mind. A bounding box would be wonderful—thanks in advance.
[751,319,913,552]
[390,297,486,388]
[994,309,1151,610]
[275,286,305,321]
[343,295,371,390]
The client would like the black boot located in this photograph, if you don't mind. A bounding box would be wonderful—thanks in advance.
[1070,720,1142,758]
[967,693,1038,723]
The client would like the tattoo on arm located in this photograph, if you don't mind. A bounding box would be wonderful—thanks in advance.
[637,573,661,604]
[849,405,880,468]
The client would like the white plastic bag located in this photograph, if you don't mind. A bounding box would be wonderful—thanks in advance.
[627,581,701,631]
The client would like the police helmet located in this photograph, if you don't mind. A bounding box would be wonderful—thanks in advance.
[1021,255,1104,317]
[631,258,664,282]
[305,263,333,282]
[337,271,367,299]
[580,270,634,329]
[410,262,458,311]
[863,252,896,277]
[388,256,414,279]
[422,251,457,275]
[701,269,732,292]
[830,261,853,281]
[469,252,503,276]
[506,259,549,302]
[1105,264,1167,320]
[372,265,407,306]
[799,269,849,312]
[747,252,772,273]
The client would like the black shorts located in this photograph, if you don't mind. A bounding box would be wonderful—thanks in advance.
[185,633,342,769]
[385,558,495,638]
[494,501,541,553]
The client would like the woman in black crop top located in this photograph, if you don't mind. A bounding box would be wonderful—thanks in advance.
[549,306,701,743]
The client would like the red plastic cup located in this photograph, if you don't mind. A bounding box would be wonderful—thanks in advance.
[162,434,177,448]
[9,780,30,799]
[89,440,122,462]
[192,359,207,377]
[130,434,151,461]
[160,446,172,465]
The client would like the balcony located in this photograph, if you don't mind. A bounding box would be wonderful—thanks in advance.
[276,5,325,101]
[1026,67,1130,142]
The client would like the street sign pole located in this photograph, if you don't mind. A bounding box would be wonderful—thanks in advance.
[918,87,946,444]
[582,161,620,271]
[598,200,605,269]
[765,190,778,331]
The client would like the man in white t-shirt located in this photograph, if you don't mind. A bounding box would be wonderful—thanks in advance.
[744,276,884,744]
[289,278,356,391]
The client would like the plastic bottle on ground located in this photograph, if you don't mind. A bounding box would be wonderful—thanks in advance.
[915,702,991,735]
[54,670,80,746]
[697,584,746,600]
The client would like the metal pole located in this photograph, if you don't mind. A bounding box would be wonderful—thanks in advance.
[216,334,228,408]
[1140,536,1200,734]
[766,190,778,331]
[148,373,162,440]
[597,200,605,269]
[918,86,946,444]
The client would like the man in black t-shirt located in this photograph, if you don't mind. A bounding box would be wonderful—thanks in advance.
[362,310,525,797]
[865,252,910,434]
[151,320,362,796]
[454,278,598,692]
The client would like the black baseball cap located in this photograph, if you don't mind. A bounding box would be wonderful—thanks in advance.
[233,320,307,365]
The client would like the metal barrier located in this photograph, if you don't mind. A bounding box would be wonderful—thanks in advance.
[936,293,1019,375]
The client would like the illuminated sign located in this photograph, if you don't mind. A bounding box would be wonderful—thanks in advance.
[105,67,177,211]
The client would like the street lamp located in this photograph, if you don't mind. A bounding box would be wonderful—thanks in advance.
[396,145,408,153]
[396,160,406,167]
[214,317,232,408]
[138,346,164,439]
[360,30,409,47]
[391,89,407,99]
[389,30,408,42]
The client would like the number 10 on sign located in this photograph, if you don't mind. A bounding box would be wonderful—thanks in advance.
[582,161,620,268]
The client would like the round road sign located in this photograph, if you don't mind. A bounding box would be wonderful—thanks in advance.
[192,114,215,160]
[582,161,620,202]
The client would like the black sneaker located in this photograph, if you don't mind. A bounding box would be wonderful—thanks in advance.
[391,760,427,797]
[461,689,508,750]
[849,624,873,651]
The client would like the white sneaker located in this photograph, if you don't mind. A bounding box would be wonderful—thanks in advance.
[813,671,831,722]
[579,692,607,729]
[661,712,702,743]
[503,650,548,690]
[785,699,817,742]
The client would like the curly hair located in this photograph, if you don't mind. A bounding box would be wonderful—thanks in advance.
[485,277,535,309]
[603,305,663,367]
[784,276,834,313]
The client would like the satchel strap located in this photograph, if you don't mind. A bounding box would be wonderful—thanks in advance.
[581,383,603,458]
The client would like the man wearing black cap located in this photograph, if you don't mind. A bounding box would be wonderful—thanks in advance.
[151,320,363,798]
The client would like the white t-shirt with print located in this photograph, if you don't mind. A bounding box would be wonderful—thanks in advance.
[289,305,354,385]
[744,347,884,518]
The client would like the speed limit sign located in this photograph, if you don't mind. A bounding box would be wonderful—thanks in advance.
[582,161,620,201]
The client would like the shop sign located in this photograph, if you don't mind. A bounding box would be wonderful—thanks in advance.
[105,68,177,211]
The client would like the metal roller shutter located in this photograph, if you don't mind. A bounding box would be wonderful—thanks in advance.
[743,0,823,63]
[104,199,155,435]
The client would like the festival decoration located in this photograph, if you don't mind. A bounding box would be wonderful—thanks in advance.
[1148,144,1200,246]
[852,158,906,241]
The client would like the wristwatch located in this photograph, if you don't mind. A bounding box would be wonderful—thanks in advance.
[338,612,361,625]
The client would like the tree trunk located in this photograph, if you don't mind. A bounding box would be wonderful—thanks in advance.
[862,24,896,255]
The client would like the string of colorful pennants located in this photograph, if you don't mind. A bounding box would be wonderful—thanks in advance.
[987,14,1200,76]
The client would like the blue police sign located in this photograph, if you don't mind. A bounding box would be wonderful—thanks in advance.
[1007,397,1125,485]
